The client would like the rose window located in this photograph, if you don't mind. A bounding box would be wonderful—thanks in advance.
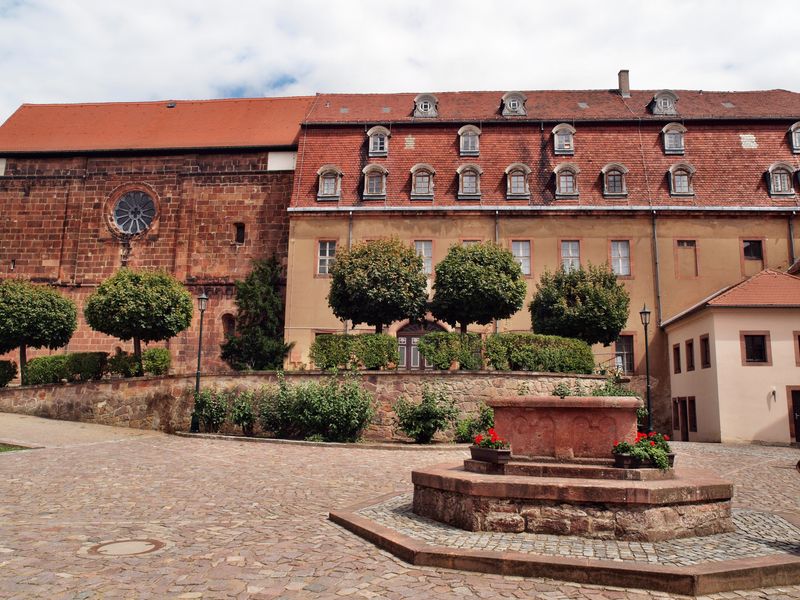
[113,191,156,235]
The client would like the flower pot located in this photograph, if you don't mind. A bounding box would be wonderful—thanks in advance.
[613,453,675,469]
[470,446,511,464]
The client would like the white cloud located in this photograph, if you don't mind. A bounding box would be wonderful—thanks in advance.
[1,0,799,123]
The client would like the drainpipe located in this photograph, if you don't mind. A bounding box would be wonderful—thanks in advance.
[494,210,500,334]
[344,211,353,335]
[789,212,796,265]
[651,211,663,326]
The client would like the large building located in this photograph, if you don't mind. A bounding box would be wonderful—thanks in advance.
[2,72,799,440]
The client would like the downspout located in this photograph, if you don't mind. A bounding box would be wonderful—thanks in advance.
[651,210,663,326]
[789,211,796,265]
[494,210,500,334]
[344,210,353,334]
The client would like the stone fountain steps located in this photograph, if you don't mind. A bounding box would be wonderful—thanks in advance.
[464,458,676,481]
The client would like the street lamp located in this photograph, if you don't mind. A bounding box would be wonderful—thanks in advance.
[190,291,209,433]
[639,303,653,433]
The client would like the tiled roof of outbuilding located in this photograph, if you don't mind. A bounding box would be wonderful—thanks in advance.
[0,97,315,153]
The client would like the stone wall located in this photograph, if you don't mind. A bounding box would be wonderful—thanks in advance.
[0,371,606,440]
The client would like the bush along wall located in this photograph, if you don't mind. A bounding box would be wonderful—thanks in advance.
[309,333,398,370]
[417,332,482,370]
[0,360,18,388]
[484,332,595,374]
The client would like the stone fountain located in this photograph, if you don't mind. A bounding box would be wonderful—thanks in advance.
[412,395,734,542]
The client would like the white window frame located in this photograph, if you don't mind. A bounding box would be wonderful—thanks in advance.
[791,122,800,153]
[362,165,388,199]
[601,163,628,197]
[669,163,695,196]
[611,240,631,277]
[410,163,435,200]
[317,240,337,275]
[502,92,527,116]
[316,165,343,200]
[511,240,531,276]
[553,123,576,155]
[413,94,438,118]
[415,240,433,275]
[366,126,390,157]
[505,163,531,199]
[561,240,580,271]
[768,163,796,196]
[554,163,579,198]
[662,122,686,155]
[458,125,481,156]
[457,164,483,199]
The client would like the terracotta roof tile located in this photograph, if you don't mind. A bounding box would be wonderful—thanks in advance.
[0,97,315,153]
[707,269,800,306]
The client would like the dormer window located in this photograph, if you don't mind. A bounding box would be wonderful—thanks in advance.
[669,163,695,196]
[505,163,531,199]
[789,122,800,153]
[601,163,629,197]
[768,163,796,196]
[457,164,482,199]
[554,163,579,198]
[362,165,388,200]
[501,92,527,116]
[662,122,686,155]
[458,125,481,156]
[367,126,390,157]
[413,94,438,118]
[317,165,343,200]
[651,91,679,116]
[553,123,576,155]
[410,163,435,200]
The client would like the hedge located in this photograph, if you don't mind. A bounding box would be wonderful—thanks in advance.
[142,347,171,375]
[417,332,482,370]
[309,333,398,370]
[66,352,108,381]
[0,360,17,387]
[484,332,594,374]
[24,355,70,385]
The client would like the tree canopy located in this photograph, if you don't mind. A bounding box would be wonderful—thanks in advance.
[84,269,193,368]
[529,263,631,346]
[430,242,527,334]
[220,257,293,370]
[327,238,428,334]
[0,279,77,373]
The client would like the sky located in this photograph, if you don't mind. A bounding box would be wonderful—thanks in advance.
[1,0,799,124]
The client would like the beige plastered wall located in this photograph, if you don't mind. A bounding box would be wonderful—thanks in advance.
[665,311,722,442]
[710,307,798,444]
[284,211,798,430]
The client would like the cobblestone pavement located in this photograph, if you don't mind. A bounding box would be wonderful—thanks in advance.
[0,415,798,599]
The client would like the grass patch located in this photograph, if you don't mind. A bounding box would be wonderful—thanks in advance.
[0,443,26,453]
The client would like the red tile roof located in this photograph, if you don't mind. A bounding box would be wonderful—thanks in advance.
[0,97,315,153]
[306,89,800,123]
[663,270,800,326]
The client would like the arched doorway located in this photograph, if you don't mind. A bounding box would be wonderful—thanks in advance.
[397,321,445,370]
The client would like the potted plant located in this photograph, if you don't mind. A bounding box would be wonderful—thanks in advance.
[470,427,511,464]
[612,431,674,471]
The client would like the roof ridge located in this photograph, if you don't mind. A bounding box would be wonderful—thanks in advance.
[19,96,316,109]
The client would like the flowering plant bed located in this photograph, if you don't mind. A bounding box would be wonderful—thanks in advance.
[470,428,511,463]
[612,431,672,471]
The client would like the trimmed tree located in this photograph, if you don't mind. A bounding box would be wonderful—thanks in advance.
[327,238,428,334]
[430,242,527,334]
[529,263,631,346]
[220,257,293,370]
[84,269,193,372]
[0,279,77,376]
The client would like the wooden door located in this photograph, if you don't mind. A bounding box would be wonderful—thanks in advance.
[678,397,689,442]
[792,391,800,444]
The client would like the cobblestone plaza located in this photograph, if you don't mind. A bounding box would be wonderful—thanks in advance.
[0,414,798,599]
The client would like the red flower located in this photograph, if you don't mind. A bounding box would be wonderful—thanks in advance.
[474,434,483,444]
[663,435,670,441]
[488,428,496,436]
[613,440,619,446]
[649,431,656,437]
[650,441,655,446]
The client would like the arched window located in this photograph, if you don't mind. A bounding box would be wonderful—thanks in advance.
[366,126,390,157]
[221,314,236,339]
[413,94,438,118]
[552,123,576,155]
[601,163,629,197]
[362,164,388,199]
[768,163,796,196]
[457,164,482,199]
[662,122,686,155]
[554,163,579,198]
[651,90,679,116]
[505,163,531,199]
[410,163,435,200]
[501,92,527,116]
[316,165,343,200]
[789,122,800,153]
[669,163,696,196]
[458,125,481,156]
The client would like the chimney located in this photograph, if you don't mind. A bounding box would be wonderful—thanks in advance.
[618,69,631,98]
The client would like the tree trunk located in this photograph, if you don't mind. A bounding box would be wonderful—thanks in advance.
[133,337,143,376]
[460,322,468,334]
[375,323,383,334]
[19,344,27,384]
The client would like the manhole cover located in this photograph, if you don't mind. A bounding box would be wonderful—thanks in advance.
[81,538,167,558]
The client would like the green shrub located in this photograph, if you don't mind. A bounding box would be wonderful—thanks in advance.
[258,374,375,442]
[108,350,142,378]
[142,347,171,375]
[394,386,458,444]
[230,389,256,436]
[193,388,228,433]
[417,332,482,370]
[309,334,398,370]
[454,403,494,443]
[484,333,594,374]
[66,352,108,381]
[24,355,70,385]
[0,360,17,387]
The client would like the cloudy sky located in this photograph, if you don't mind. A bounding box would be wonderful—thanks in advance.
[1,0,799,124]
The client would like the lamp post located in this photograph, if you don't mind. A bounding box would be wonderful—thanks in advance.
[190,292,209,433]
[639,303,653,433]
